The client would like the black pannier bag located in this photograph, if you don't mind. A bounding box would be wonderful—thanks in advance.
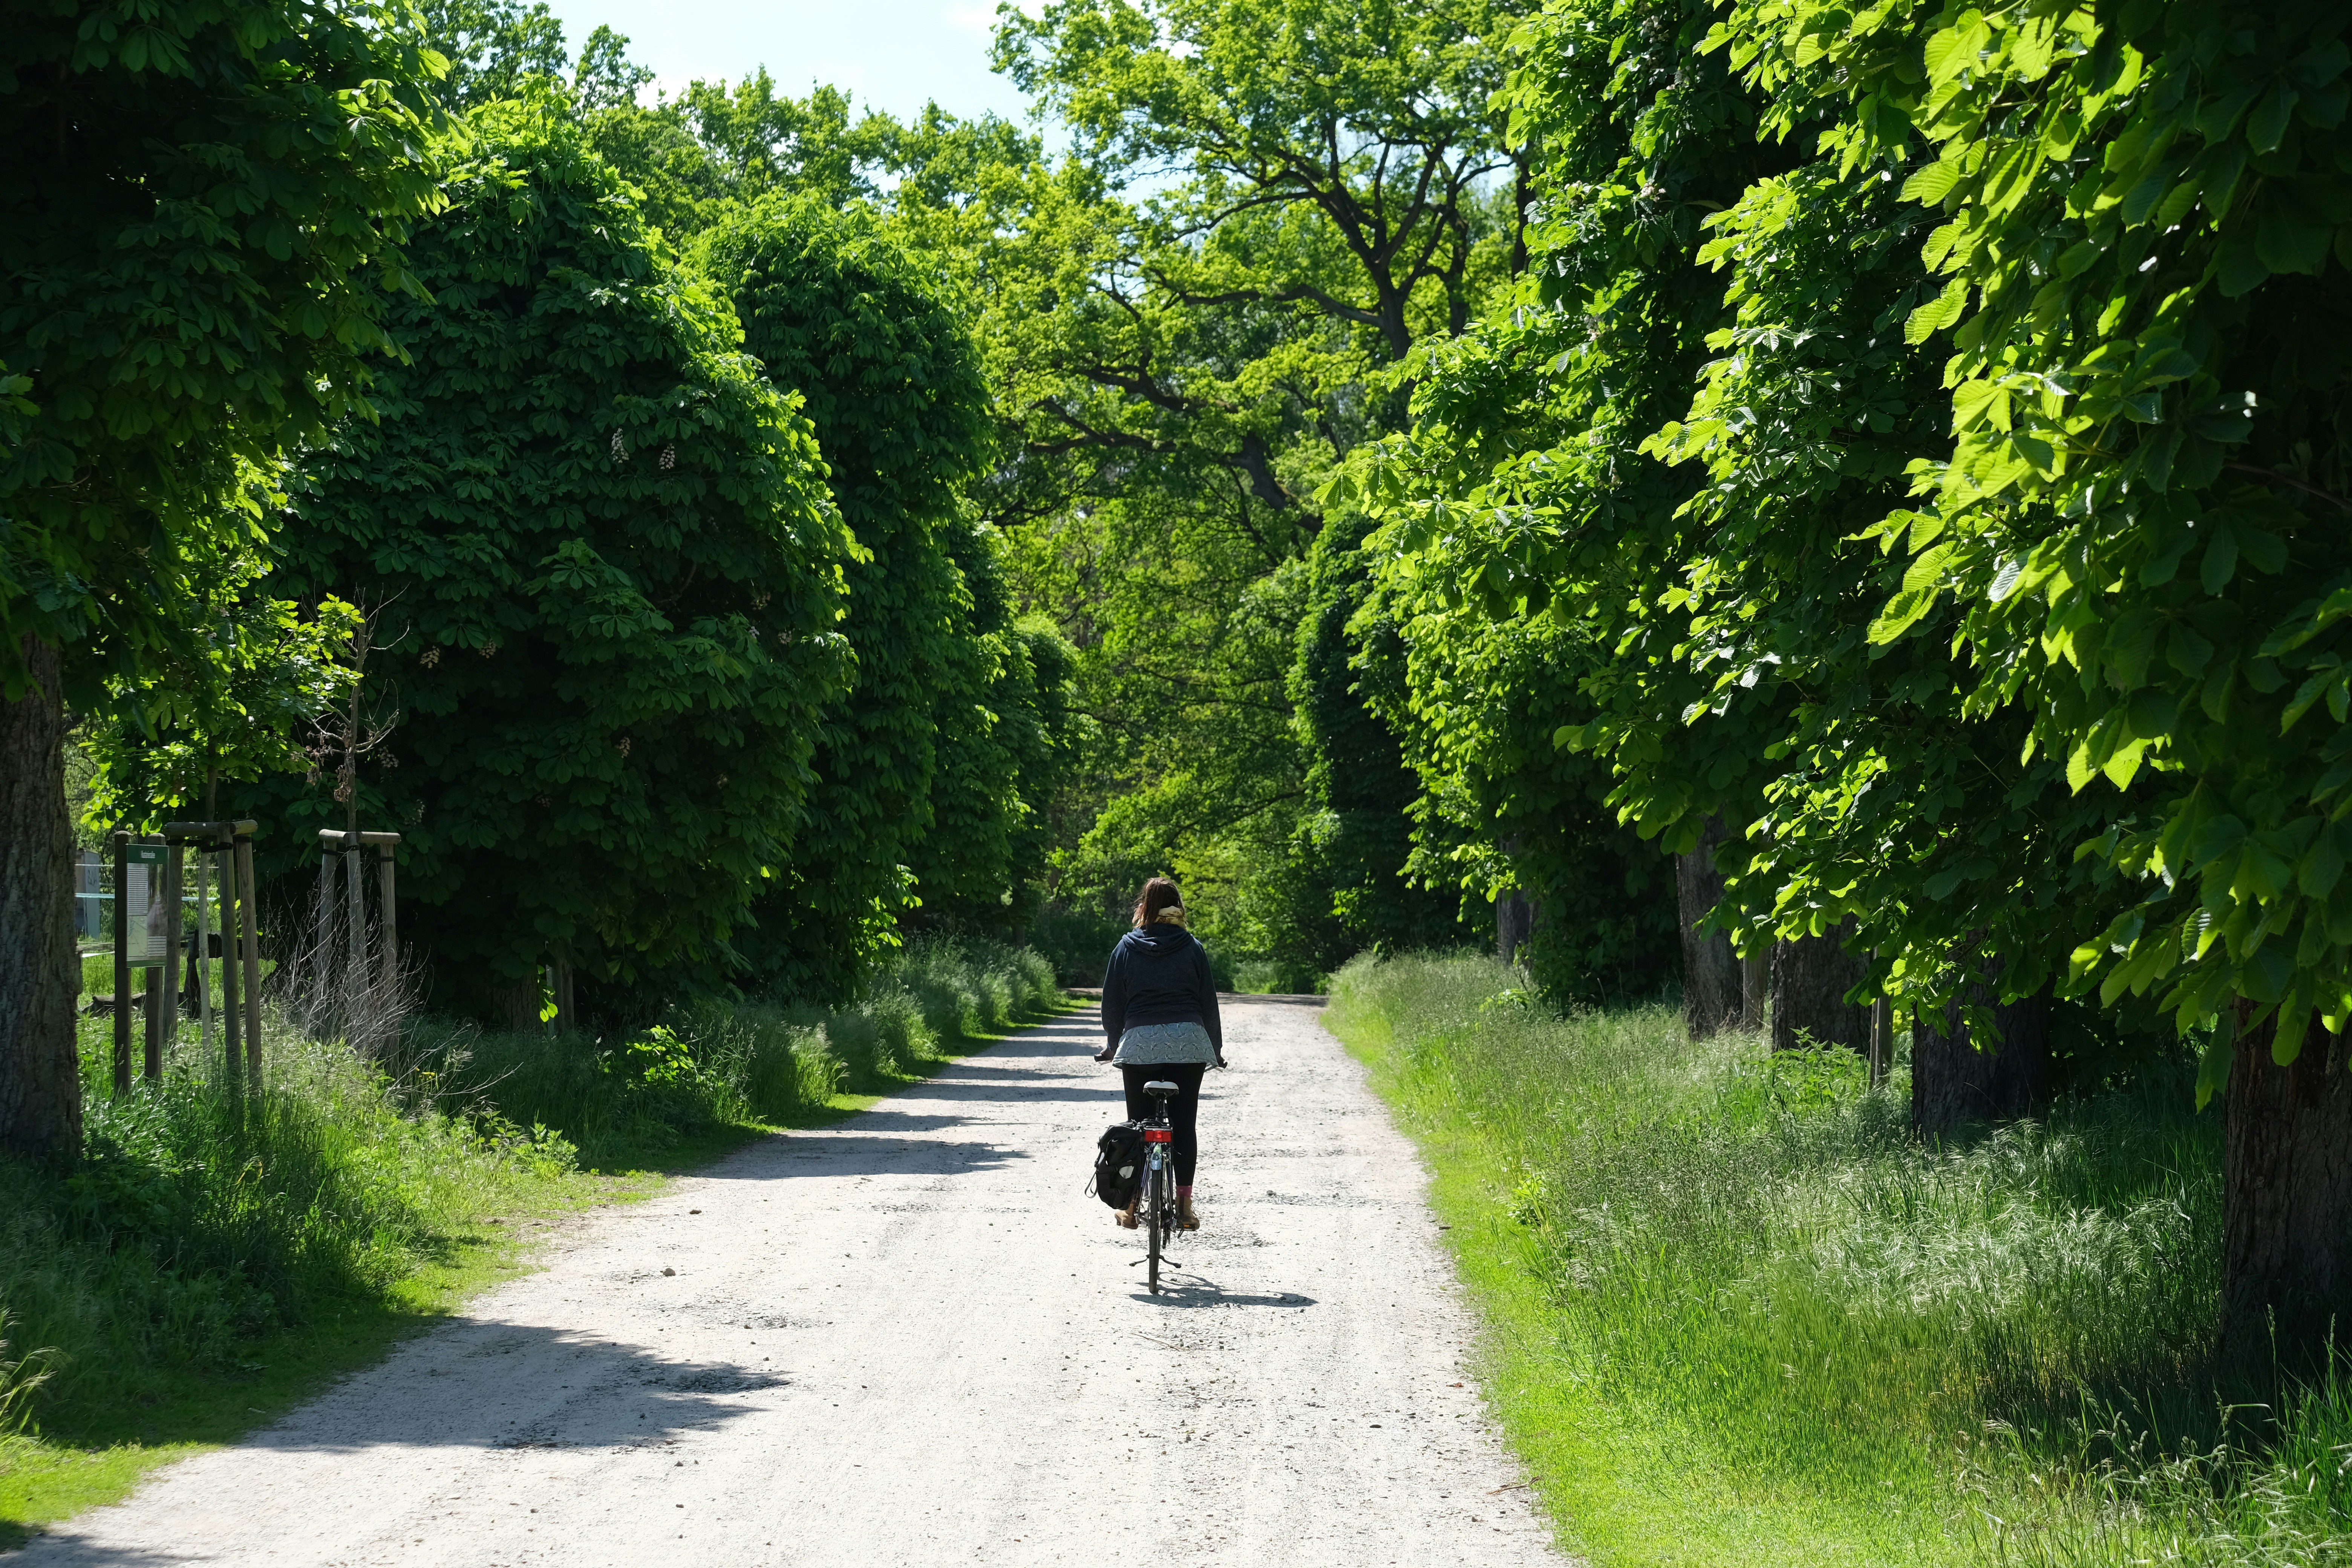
[1090,1121,1148,1209]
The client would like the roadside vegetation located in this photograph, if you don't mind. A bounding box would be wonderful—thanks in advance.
[1330,952,2352,1568]
[7,1,2348,1562]
[0,937,1064,1543]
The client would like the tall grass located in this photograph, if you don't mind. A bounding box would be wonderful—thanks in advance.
[1327,951,2352,1566]
[0,1011,577,1447]
[1232,956,1328,994]
[401,936,1063,1168]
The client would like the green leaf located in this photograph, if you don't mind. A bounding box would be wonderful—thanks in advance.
[2256,191,2333,277]
[2297,831,2345,898]
[2067,738,2100,793]
[2282,665,2345,733]
[2104,608,2161,691]
[2195,1011,2235,1110]
[2247,83,2297,155]
[1951,377,2002,432]
[2217,236,2270,296]
[2201,530,2240,595]
[1907,277,1972,345]
[1924,20,1988,86]
[2126,687,2178,740]
[2104,738,2153,790]
[2240,527,2288,575]
[2165,619,2215,676]
[2272,999,2309,1065]
[1901,158,1965,205]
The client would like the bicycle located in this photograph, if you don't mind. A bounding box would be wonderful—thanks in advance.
[1129,1079,1182,1294]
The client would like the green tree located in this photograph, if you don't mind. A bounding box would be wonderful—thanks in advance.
[412,0,566,108]
[0,0,445,1158]
[391,19,1075,990]
[80,576,361,829]
[1341,0,1779,1007]
[1363,0,2352,1360]
[1291,506,1470,959]
[260,100,853,1022]
[1756,0,2352,1357]
[906,539,1080,937]
[586,74,906,238]
[697,195,1001,995]
[982,0,1527,958]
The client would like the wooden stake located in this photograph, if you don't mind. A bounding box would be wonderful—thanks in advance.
[377,842,398,992]
[237,828,263,1081]
[219,834,241,1088]
[112,831,131,1097]
[143,964,162,1083]
[1865,949,1891,1087]
[317,839,338,984]
[344,844,364,1003]
[195,847,213,1062]
[161,844,181,1064]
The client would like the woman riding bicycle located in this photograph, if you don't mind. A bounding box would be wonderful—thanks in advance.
[1096,876,1224,1231]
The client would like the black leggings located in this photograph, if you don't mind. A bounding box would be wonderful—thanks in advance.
[1122,1063,1206,1186]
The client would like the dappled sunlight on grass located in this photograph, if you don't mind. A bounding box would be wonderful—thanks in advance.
[1327,951,2352,1566]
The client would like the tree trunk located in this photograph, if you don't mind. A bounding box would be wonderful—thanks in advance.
[1496,889,1533,968]
[1741,947,1770,1031]
[1770,925,1869,1054]
[1677,816,1741,1040]
[1911,975,2052,1136]
[485,979,541,1035]
[2223,1012,2352,1369]
[0,637,83,1161]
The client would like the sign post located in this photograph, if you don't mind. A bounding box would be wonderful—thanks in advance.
[110,835,170,1095]
[162,821,261,1086]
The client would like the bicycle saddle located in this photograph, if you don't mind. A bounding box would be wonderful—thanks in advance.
[1144,1080,1179,1095]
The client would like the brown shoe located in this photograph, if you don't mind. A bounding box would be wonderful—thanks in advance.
[1117,1198,1140,1230]
[1180,1198,1199,1231]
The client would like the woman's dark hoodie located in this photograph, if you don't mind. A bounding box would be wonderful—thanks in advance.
[1101,923,1224,1062]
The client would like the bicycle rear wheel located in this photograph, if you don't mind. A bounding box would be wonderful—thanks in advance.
[1146,1158,1166,1294]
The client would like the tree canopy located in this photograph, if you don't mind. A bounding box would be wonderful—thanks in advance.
[1,0,450,1159]
[261,100,854,1016]
[16,0,2352,1360]
[0,0,446,701]
[1326,0,2352,1354]
[698,194,1069,998]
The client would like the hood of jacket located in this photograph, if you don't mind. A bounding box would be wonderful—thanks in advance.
[1125,922,1193,952]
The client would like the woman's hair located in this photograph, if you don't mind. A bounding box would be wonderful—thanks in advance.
[1132,876,1184,928]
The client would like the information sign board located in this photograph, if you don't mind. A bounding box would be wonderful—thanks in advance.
[123,844,168,967]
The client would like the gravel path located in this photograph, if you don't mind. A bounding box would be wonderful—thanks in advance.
[17,997,1560,1566]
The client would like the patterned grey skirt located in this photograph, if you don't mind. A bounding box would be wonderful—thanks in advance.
[1111,1020,1217,1066]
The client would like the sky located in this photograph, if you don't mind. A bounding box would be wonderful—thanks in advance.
[537,0,1038,124]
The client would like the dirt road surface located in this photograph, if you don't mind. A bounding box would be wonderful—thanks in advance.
[17,997,1561,1566]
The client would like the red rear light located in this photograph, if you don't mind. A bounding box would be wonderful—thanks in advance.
[1144,1129,1172,1143]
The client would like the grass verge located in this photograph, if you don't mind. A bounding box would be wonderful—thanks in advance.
[1326,950,2352,1568]
[0,1024,649,1548]
[0,936,1069,1544]
[413,937,1072,1169]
